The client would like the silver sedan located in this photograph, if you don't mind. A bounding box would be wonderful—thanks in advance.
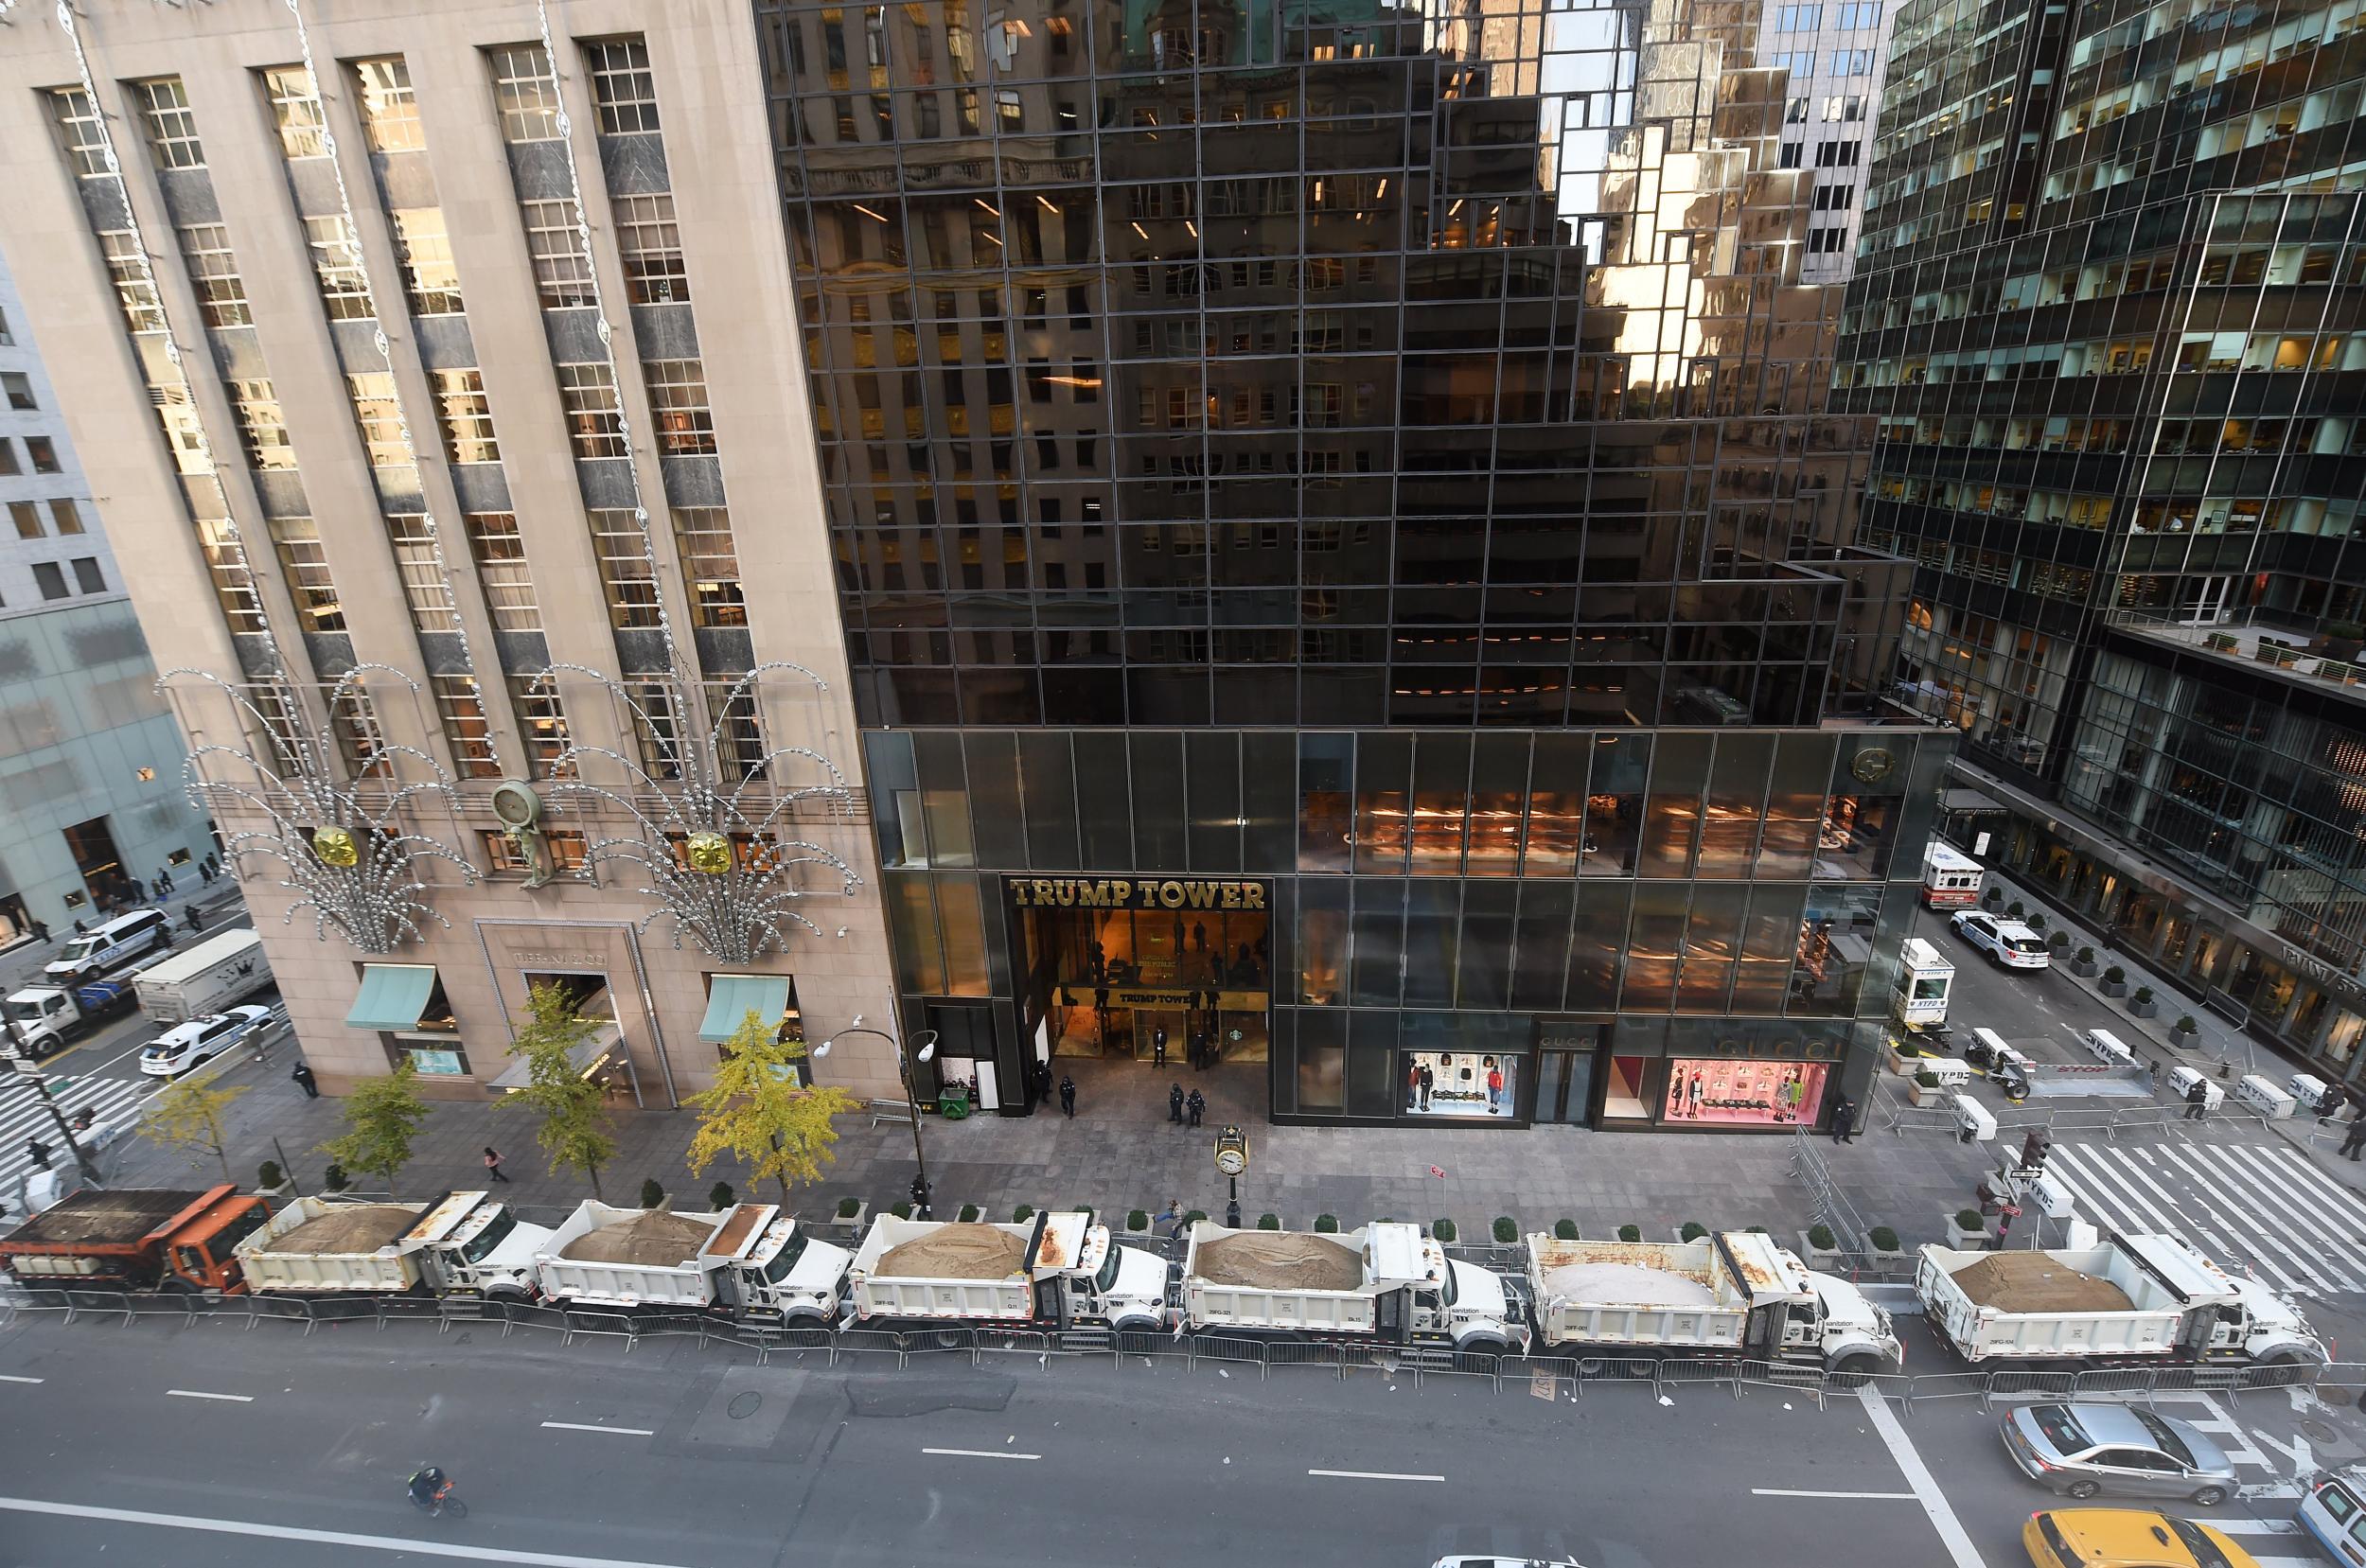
[2002,1401,2237,1506]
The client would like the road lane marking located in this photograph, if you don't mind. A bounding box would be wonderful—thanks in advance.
[922,1447,1041,1460]
[1750,1489,1917,1500]
[1854,1385,1984,1568]
[166,1390,253,1402]
[540,1421,654,1436]
[1307,1469,1445,1482]
[0,1374,44,1383]
[0,1496,702,1567]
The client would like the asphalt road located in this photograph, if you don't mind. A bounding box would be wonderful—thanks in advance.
[2,1307,2356,1568]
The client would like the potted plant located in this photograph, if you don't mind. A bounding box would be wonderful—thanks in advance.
[709,1182,735,1210]
[1492,1216,1519,1244]
[2128,985,2158,1018]
[1679,1221,1708,1242]
[835,1193,870,1235]
[2203,631,2239,652]
[890,1201,913,1219]
[1182,1209,1208,1227]
[1616,1224,1642,1243]
[1125,1208,1150,1234]
[1909,1066,1946,1106]
[958,1203,982,1223]
[1886,1038,1922,1073]
[1014,1204,1035,1224]
[323,1162,349,1193]
[2099,964,2129,998]
[1800,1223,1843,1270]
[1430,1217,1457,1242]
[2169,1014,2199,1049]
[1865,1225,1907,1269]
[639,1178,666,1209]
[1982,885,2004,910]
[2072,944,2099,978]
[1315,1213,1339,1233]
[256,1159,290,1198]
[2028,913,2048,935]
[1553,1218,1580,1240]
[1947,1208,1988,1248]
[2007,900,2027,920]
[2048,929,2073,955]
[1260,1213,1281,1231]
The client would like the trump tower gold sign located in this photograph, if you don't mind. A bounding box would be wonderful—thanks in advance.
[1006,876,1268,911]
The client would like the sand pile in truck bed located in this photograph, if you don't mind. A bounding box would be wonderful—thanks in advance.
[1539,1261,1719,1308]
[1951,1251,2134,1313]
[878,1224,1029,1279]
[559,1210,719,1268]
[1193,1232,1363,1292]
[271,1204,420,1255]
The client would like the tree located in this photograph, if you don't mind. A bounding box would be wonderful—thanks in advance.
[681,1011,857,1206]
[503,983,616,1199]
[142,1076,251,1184]
[318,1059,429,1196]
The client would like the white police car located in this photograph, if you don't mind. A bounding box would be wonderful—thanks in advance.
[1950,910,2052,970]
[139,1005,274,1077]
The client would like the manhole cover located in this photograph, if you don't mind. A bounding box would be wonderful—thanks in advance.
[2303,1417,2343,1443]
[728,1391,763,1420]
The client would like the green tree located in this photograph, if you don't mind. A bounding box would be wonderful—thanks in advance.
[141,1076,252,1184]
[681,1011,857,1206]
[503,983,616,1199]
[317,1059,429,1196]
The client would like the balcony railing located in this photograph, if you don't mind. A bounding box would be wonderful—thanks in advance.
[2103,607,2366,694]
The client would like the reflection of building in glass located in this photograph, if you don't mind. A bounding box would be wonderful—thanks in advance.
[1835,0,2366,1082]
[766,0,1949,1130]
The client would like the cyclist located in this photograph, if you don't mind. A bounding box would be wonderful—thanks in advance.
[407,1466,451,1513]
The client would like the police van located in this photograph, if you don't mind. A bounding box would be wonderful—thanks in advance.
[43,908,172,986]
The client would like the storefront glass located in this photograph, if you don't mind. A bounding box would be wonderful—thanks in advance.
[1663,1058,1826,1126]
[1403,1049,1517,1119]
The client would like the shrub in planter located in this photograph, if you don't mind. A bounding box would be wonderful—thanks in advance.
[1616,1224,1642,1243]
[2028,914,2048,934]
[2132,986,2154,1003]
[2103,965,2127,984]
[2007,900,2026,918]
[1553,1218,1580,1241]
[1013,1205,1034,1224]
[640,1178,665,1209]
[257,1159,283,1189]
[1982,886,2004,907]
[2077,946,2095,964]
[959,1204,981,1223]
[1868,1225,1900,1253]
[891,1201,912,1219]
[2174,1014,2198,1035]
[1315,1213,1339,1233]
[324,1163,348,1192]
[1915,1068,1942,1088]
[1807,1223,1837,1251]
[1259,1213,1280,1230]
[1493,1216,1519,1244]
[1680,1221,1707,1242]
[710,1183,735,1210]
[836,1194,861,1219]
[1746,1225,1769,1235]
[1432,1218,1457,1242]
[1956,1208,1985,1231]
[1127,1209,1149,1231]
[1183,1209,1208,1225]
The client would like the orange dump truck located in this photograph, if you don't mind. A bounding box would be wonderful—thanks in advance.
[2,1185,270,1293]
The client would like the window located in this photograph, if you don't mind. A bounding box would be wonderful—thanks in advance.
[465,512,539,631]
[391,209,464,315]
[1785,97,1810,123]
[305,216,372,320]
[33,562,70,601]
[1810,226,1850,252]
[261,65,327,158]
[1814,183,1856,211]
[151,380,211,476]
[1779,142,1804,168]
[643,358,715,455]
[613,193,688,303]
[702,679,766,782]
[352,58,424,152]
[0,305,9,344]
[229,379,297,469]
[346,373,409,467]
[673,506,744,626]
[431,675,500,780]
[3,372,34,411]
[49,89,110,178]
[1774,5,1821,29]
[585,38,661,134]
[482,827,587,874]
[1832,47,1877,73]
[556,362,627,457]
[1766,49,1815,76]
[70,556,106,594]
[433,369,501,464]
[0,441,14,477]
[387,514,459,632]
[98,232,166,332]
[588,510,662,626]
[1814,140,1862,167]
[9,502,40,539]
[520,200,595,308]
[1834,1,1880,26]
[133,79,204,169]
[488,44,563,143]
[176,224,251,328]
[508,676,573,778]
[26,437,60,475]
[268,516,344,631]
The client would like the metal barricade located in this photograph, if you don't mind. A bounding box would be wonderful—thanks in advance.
[1184,1334,1269,1376]
[832,1326,914,1366]
[1982,1368,2080,1409]
[1262,1339,1348,1379]
[62,1287,136,1326]
[1658,1357,1745,1400]
[1739,1358,1830,1406]
[561,1308,639,1348]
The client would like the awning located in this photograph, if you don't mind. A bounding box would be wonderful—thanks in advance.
[1943,786,2006,813]
[698,974,789,1044]
[345,964,438,1031]
[487,1020,621,1092]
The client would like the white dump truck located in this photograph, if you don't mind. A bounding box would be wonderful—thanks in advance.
[132,929,272,1023]
[533,1200,850,1321]
[234,1190,552,1298]
[1524,1230,1900,1373]
[3,978,139,1061]
[1180,1220,1527,1352]
[844,1211,1168,1330]
[1916,1230,2324,1367]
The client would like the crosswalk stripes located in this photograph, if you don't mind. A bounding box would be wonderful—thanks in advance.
[0,1073,157,1207]
[2043,1140,2366,1297]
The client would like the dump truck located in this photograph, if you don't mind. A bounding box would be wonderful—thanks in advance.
[1179,1219,1527,1351]
[1523,1231,1900,1372]
[1916,1231,2324,1367]
[843,1211,1168,1330]
[234,1190,553,1299]
[0,1185,268,1293]
[132,928,272,1023]
[532,1200,851,1320]
[3,978,138,1062]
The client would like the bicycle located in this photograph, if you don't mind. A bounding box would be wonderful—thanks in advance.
[406,1468,468,1520]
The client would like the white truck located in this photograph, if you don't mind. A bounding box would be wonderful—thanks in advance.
[844,1211,1168,1331]
[533,1200,850,1322]
[234,1190,553,1299]
[132,929,271,1024]
[1893,937,1955,1030]
[1916,1231,2324,1368]
[3,978,138,1061]
[1180,1220,1527,1352]
[1524,1230,1900,1373]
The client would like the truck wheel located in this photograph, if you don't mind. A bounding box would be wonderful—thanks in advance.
[1457,1336,1510,1359]
[2254,1351,2311,1386]
[1829,1351,1883,1387]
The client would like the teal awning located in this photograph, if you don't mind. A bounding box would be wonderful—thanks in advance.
[699,975,789,1044]
[345,964,437,1031]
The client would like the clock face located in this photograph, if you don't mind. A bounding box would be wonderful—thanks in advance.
[1215,1150,1246,1175]
[1850,748,1897,784]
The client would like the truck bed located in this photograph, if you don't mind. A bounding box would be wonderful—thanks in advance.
[1916,1243,2190,1361]
[1524,1234,1751,1349]
[4,1189,211,1249]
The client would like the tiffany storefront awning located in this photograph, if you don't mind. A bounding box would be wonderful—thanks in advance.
[344,964,438,1031]
[487,1019,623,1093]
[698,975,790,1044]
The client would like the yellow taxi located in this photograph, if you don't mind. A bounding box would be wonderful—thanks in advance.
[2023,1508,2262,1568]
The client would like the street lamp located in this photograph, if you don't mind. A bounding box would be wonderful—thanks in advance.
[814,1019,938,1216]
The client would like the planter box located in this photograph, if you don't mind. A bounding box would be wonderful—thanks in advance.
[1866,1247,1912,1274]
[1907,1079,1947,1106]
[2128,996,2159,1018]
[255,1181,292,1200]
[1885,1047,1922,1074]
[2168,1028,2198,1051]
[1946,1218,1989,1249]
[1797,1231,1844,1272]
[833,1201,871,1237]
[1669,1226,1710,1243]
[2099,978,2129,997]
[2071,958,2099,978]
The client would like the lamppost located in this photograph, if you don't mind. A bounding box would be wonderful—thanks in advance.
[814,1019,938,1217]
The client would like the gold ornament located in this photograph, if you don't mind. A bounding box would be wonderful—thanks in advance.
[685,831,733,875]
[311,825,361,868]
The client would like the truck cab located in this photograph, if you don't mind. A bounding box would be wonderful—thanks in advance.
[1725,1232,1903,1372]
[1033,1212,1167,1331]
[403,1190,551,1298]
[708,1210,852,1325]
[4,981,133,1061]
[2166,1247,2324,1365]
[1367,1224,1527,1353]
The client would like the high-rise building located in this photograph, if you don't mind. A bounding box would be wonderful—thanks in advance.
[0,2,901,1103]
[0,244,218,944]
[1757,0,1902,281]
[757,0,1949,1130]
[1836,0,2366,1076]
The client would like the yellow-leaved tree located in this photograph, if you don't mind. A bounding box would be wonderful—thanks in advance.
[681,1011,856,1206]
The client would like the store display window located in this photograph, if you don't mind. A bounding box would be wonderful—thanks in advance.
[1404,1050,1517,1119]
[1662,1058,1825,1126]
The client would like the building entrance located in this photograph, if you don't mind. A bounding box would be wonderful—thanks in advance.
[1009,876,1272,1067]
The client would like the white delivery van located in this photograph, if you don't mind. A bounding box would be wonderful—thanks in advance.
[44,909,172,986]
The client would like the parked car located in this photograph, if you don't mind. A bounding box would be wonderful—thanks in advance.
[2021,1510,2261,1568]
[2004,1403,2235,1505]
[138,1005,274,1078]
[1951,909,2053,969]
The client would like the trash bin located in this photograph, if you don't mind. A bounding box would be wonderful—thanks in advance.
[938,1083,971,1120]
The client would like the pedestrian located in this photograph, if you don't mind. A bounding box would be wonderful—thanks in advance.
[2341,1110,2366,1162]
[29,917,49,943]
[291,1061,319,1099]
[1059,1074,1077,1118]
[1156,1197,1185,1238]
[2320,1083,2350,1123]
[1417,1061,1435,1111]
[1992,1203,2020,1251]
[2184,1078,2210,1120]
[909,1173,932,1219]
[185,905,204,933]
[1169,1083,1186,1124]
[1186,1087,1206,1128]
[71,918,86,936]
[1192,920,1207,954]
[1153,1025,1168,1067]
[1829,1093,1858,1144]
[482,1146,510,1183]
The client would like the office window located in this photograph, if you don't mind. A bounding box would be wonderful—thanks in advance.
[0,440,14,476]
[588,509,662,626]
[48,89,110,178]
[509,677,573,779]
[3,372,33,411]
[465,512,540,631]
[305,216,372,320]
[1785,97,1810,123]
[176,224,251,328]
[133,79,204,169]
[1835,1,1881,26]
[585,38,661,134]
[229,379,297,469]
[267,516,344,632]
[488,44,563,143]
[1810,226,1851,252]
[433,369,501,464]
[484,827,587,874]
[151,381,211,476]
[353,58,425,152]
[1779,142,1804,168]
[1766,49,1815,76]
[32,562,69,601]
[643,359,715,455]
[0,306,11,344]
[430,675,500,780]
[1774,6,1821,29]
[261,65,327,158]
[673,506,745,626]
[556,363,627,457]
[71,556,106,594]
[9,502,39,539]
[613,194,689,303]
[25,437,59,475]
[1814,140,1862,167]
[520,200,596,308]
[1826,95,1866,121]
[346,372,409,467]
[391,209,464,315]
[387,514,460,632]
[1833,48,1876,73]
[1813,183,1856,211]
[98,232,167,332]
